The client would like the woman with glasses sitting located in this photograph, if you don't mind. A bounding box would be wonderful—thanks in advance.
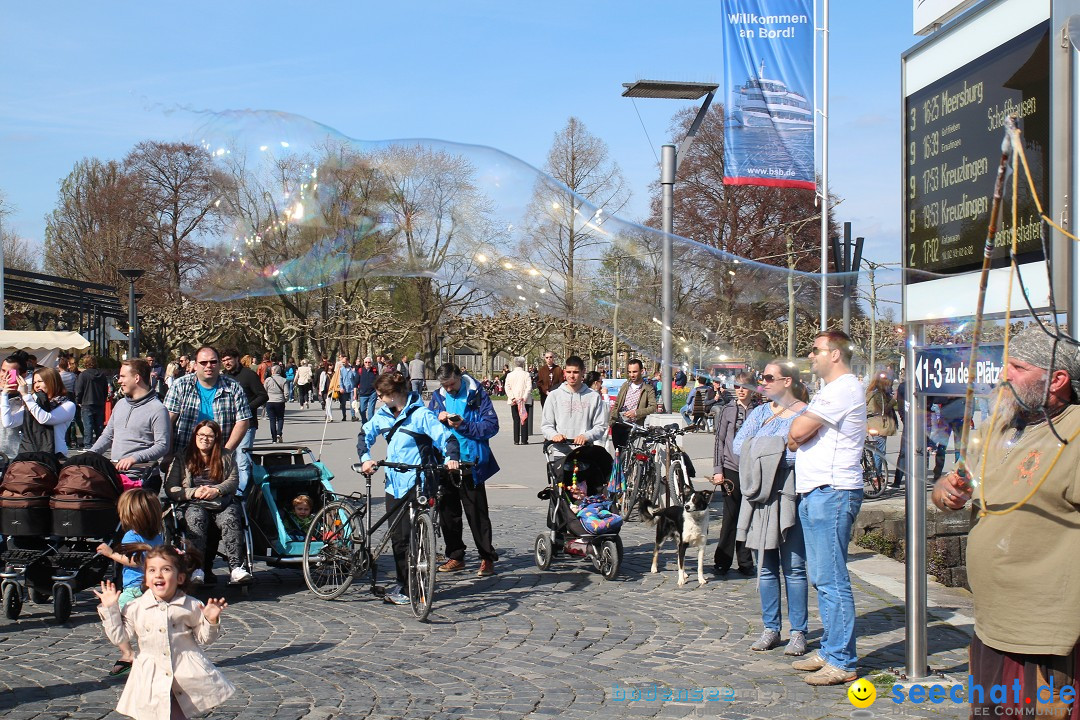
[165,420,251,585]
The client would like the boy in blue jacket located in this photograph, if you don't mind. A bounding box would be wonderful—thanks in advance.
[427,363,500,577]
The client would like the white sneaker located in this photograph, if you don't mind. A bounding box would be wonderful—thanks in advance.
[230,567,253,583]
[382,584,409,605]
[190,569,205,584]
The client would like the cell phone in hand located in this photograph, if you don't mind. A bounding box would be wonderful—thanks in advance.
[7,369,16,385]
[446,414,462,423]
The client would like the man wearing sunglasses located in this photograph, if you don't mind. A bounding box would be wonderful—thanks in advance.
[163,345,252,460]
[786,330,866,686]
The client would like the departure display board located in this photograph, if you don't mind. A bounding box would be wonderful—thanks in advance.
[903,23,1049,281]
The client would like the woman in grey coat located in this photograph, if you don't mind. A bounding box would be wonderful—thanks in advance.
[732,360,809,656]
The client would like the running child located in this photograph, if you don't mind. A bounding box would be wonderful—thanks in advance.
[94,545,235,720]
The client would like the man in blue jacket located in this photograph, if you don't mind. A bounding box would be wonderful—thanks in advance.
[428,363,500,577]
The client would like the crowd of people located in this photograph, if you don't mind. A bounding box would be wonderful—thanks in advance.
[3,325,1077,718]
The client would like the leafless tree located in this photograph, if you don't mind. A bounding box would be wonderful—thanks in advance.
[124,141,225,301]
[523,118,630,346]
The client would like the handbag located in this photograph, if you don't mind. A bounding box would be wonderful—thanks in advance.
[193,490,233,512]
[867,391,898,437]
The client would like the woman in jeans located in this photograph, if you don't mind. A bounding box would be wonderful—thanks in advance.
[731,360,809,656]
[263,365,288,443]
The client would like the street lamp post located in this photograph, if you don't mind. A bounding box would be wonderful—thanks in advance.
[622,80,718,413]
[118,269,145,359]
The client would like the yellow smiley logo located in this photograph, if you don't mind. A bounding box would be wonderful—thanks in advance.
[847,678,876,708]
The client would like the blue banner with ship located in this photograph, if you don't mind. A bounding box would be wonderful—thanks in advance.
[722,1,816,190]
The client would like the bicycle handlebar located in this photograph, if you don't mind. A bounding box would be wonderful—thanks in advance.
[351,460,475,474]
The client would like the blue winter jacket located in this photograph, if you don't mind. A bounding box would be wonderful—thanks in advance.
[428,374,500,485]
[356,397,460,498]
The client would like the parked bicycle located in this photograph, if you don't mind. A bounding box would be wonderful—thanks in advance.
[301,460,469,621]
[610,421,696,518]
[861,435,889,499]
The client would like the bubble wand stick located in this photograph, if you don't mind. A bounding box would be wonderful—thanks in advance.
[957,116,1017,484]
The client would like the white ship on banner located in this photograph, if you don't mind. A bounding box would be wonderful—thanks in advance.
[732,60,814,131]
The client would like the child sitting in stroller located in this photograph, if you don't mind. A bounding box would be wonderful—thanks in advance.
[535,443,623,579]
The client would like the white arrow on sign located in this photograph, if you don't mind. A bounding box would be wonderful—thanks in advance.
[914,356,925,390]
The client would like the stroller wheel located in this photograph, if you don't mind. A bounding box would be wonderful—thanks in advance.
[598,539,620,581]
[3,583,22,620]
[534,534,554,570]
[52,584,72,624]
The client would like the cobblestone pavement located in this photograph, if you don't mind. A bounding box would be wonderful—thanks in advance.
[1,508,970,720]
[1,405,971,719]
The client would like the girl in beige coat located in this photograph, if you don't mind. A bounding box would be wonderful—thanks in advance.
[95,545,235,720]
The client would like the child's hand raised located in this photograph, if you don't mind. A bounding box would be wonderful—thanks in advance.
[203,597,228,624]
[92,580,121,607]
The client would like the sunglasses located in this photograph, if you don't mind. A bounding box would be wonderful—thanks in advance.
[760,374,778,383]
[197,360,219,366]
[810,347,832,356]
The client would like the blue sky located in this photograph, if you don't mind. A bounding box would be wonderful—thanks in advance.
[0,1,919,271]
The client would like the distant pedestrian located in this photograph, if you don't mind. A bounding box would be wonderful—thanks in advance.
[294,359,313,409]
[536,352,563,407]
[263,365,288,443]
[75,355,110,449]
[504,356,533,445]
[408,354,426,397]
[355,357,378,424]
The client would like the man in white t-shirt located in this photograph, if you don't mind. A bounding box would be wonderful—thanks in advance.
[786,330,867,686]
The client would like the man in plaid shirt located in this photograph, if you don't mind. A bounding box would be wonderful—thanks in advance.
[164,345,251,455]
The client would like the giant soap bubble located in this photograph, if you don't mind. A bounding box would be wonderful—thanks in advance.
[186,108,944,379]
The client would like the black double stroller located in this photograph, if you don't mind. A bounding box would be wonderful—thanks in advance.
[0,451,123,622]
[534,444,624,580]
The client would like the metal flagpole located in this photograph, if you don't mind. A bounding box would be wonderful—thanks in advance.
[819,0,830,331]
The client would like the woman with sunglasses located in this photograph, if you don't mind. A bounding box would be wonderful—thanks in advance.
[730,361,810,656]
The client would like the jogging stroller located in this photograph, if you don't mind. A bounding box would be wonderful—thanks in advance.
[0,451,122,622]
[534,443,623,580]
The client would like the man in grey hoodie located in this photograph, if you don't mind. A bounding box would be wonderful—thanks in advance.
[91,358,171,492]
[540,355,607,458]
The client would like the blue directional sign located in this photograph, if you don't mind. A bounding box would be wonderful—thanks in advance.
[912,344,1004,397]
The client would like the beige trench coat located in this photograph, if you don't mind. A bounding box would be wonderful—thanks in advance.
[99,591,235,720]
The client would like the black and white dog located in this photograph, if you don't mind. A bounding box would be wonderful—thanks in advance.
[639,490,714,586]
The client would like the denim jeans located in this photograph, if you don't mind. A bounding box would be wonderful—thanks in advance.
[868,435,887,474]
[235,427,256,494]
[411,379,424,397]
[81,404,105,449]
[798,485,863,671]
[265,401,285,439]
[358,393,377,424]
[753,494,808,634]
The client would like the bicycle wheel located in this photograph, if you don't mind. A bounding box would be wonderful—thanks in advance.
[668,460,691,505]
[303,502,358,600]
[408,511,437,621]
[650,461,671,508]
[619,462,642,520]
[862,448,887,499]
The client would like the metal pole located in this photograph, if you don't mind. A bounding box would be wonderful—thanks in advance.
[819,0,830,331]
[660,144,676,413]
[612,260,620,378]
[842,222,851,334]
[905,324,928,679]
[127,280,137,360]
[787,231,796,360]
[0,216,5,332]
